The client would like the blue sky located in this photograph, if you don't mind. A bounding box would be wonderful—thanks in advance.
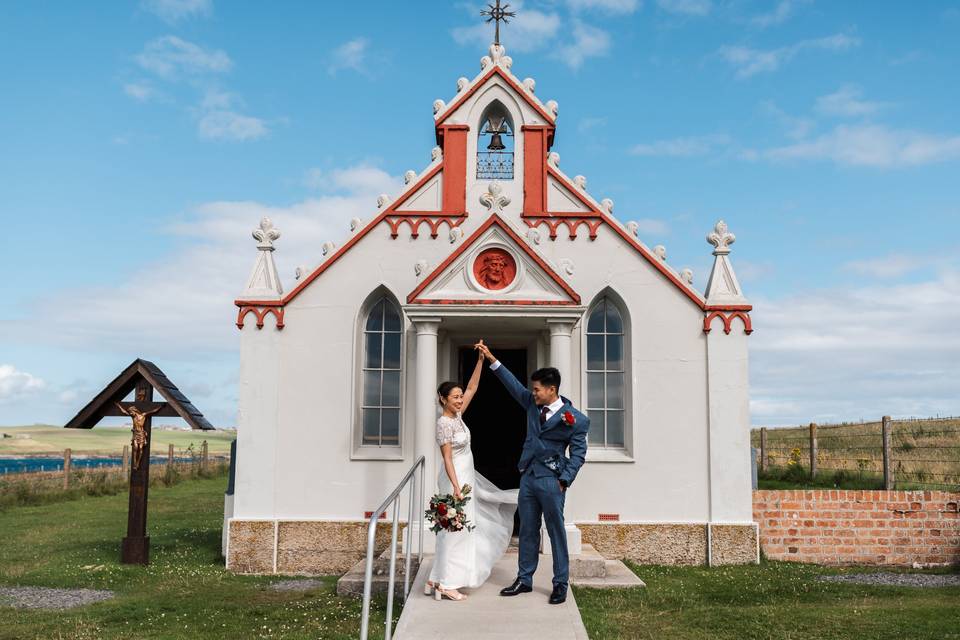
[1,0,959,428]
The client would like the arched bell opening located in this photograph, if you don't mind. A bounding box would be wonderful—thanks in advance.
[477,100,515,180]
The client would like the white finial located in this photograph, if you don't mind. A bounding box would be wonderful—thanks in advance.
[322,241,336,257]
[626,221,639,236]
[601,198,614,215]
[431,146,443,161]
[573,175,587,190]
[526,227,541,245]
[253,217,281,250]
[559,258,575,275]
[448,226,464,244]
[404,170,417,185]
[349,217,362,232]
[456,77,469,92]
[481,43,512,71]
[295,265,312,281]
[547,152,560,168]
[545,100,558,118]
[653,245,667,261]
[432,99,446,115]
[377,194,392,209]
[480,182,511,214]
[681,268,694,284]
[415,259,428,277]
[522,77,536,93]
[707,219,736,255]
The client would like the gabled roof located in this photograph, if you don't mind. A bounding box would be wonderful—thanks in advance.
[434,64,557,129]
[64,359,214,430]
[407,213,580,305]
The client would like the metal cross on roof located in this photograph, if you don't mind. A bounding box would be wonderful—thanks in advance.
[481,0,516,46]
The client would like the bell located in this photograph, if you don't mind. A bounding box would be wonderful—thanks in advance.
[485,116,507,151]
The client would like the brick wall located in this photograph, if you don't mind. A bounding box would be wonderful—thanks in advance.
[753,490,960,566]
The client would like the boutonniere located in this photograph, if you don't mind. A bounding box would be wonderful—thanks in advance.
[562,411,576,427]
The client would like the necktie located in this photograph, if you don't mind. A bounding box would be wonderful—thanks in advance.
[539,405,550,425]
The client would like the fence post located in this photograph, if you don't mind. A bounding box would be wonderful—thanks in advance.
[201,440,208,471]
[809,423,818,479]
[760,427,768,473]
[122,445,129,477]
[882,415,893,490]
[63,448,71,489]
[168,444,175,473]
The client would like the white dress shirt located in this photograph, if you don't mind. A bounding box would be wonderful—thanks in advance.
[490,360,564,420]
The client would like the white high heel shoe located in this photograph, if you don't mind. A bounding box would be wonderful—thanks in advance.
[423,580,435,596]
[434,585,466,601]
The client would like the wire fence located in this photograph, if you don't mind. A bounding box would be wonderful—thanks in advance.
[752,416,960,491]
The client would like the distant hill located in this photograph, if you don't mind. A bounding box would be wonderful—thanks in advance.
[0,425,235,456]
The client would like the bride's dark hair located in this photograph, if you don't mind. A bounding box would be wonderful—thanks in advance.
[437,381,462,407]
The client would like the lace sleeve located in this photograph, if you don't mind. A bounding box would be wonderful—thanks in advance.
[436,417,456,447]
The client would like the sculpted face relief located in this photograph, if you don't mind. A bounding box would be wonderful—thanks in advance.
[474,248,516,291]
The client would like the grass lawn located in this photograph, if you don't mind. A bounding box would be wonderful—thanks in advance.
[0,474,392,640]
[0,425,236,456]
[574,561,960,640]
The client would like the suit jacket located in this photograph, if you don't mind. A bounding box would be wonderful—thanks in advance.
[492,363,589,488]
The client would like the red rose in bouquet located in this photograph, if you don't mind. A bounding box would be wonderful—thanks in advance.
[425,484,475,534]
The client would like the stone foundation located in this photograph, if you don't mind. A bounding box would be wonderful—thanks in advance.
[227,520,400,575]
[578,522,758,566]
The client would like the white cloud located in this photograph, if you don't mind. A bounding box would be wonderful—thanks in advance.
[718,33,860,78]
[578,116,607,133]
[750,269,960,426]
[632,218,670,236]
[0,365,46,403]
[136,35,232,79]
[328,37,370,76]
[657,0,711,16]
[1,165,400,357]
[303,164,402,196]
[195,89,268,141]
[142,0,212,23]
[760,101,815,140]
[555,21,611,70]
[843,255,928,279]
[762,124,960,167]
[815,84,887,117]
[630,133,731,156]
[124,82,155,102]
[452,7,561,54]
[750,0,807,28]
[568,0,641,14]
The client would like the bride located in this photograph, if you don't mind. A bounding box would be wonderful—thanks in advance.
[426,341,519,601]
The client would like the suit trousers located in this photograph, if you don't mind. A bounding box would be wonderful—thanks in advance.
[517,466,569,590]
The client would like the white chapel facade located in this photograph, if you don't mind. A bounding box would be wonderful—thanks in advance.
[226,42,757,573]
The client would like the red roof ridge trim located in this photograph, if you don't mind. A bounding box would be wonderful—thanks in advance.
[407,213,580,305]
[434,66,556,127]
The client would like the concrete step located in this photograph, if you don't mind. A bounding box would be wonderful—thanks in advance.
[336,550,421,598]
[569,544,607,579]
[570,559,646,589]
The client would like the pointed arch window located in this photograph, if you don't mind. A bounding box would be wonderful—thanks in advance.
[361,297,403,447]
[477,102,514,180]
[586,297,625,448]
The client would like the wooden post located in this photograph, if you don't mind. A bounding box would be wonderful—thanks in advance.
[760,428,768,473]
[201,440,208,471]
[809,423,818,479]
[122,380,154,565]
[122,445,129,477]
[63,448,71,489]
[882,415,893,490]
[168,444,174,472]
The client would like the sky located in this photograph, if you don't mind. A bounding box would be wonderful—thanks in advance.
[1,0,959,429]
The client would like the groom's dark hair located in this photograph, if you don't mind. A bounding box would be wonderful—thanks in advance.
[530,367,561,391]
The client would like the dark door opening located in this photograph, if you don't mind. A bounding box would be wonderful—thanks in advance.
[459,347,527,492]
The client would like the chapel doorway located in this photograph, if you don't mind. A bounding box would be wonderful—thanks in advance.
[458,347,527,492]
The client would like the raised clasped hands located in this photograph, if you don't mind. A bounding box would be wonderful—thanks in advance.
[473,339,494,363]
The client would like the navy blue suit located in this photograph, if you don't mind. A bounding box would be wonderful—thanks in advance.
[492,362,589,592]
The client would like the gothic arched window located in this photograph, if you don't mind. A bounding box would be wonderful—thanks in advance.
[361,297,403,447]
[586,297,626,448]
[477,102,514,179]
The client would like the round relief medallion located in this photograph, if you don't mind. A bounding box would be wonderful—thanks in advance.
[473,248,517,291]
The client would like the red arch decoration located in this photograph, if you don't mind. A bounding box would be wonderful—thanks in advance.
[236,306,285,331]
[703,310,753,335]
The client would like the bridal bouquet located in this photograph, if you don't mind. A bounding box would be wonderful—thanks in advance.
[425,484,475,533]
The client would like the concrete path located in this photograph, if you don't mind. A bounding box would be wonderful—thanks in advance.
[393,551,589,640]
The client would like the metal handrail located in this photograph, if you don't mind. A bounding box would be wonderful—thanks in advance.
[360,455,426,640]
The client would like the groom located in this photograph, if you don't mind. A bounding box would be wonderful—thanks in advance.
[475,342,589,605]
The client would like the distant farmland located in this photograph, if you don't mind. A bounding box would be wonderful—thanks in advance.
[752,417,960,490]
[0,424,235,456]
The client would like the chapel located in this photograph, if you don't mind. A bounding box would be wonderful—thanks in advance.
[225,39,757,574]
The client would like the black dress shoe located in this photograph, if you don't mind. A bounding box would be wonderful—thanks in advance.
[499,579,533,596]
[549,585,567,605]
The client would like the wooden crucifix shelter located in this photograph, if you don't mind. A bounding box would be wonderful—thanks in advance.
[64,359,214,565]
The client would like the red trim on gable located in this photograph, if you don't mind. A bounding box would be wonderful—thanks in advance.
[704,310,754,335]
[523,218,603,241]
[407,213,581,305]
[386,215,465,239]
[534,165,604,218]
[410,299,578,306]
[434,66,557,129]
[236,306,285,330]
[383,163,445,214]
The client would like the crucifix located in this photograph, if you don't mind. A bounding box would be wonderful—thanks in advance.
[481,0,516,46]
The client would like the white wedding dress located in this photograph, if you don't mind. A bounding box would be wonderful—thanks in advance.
[428,412,519,590]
